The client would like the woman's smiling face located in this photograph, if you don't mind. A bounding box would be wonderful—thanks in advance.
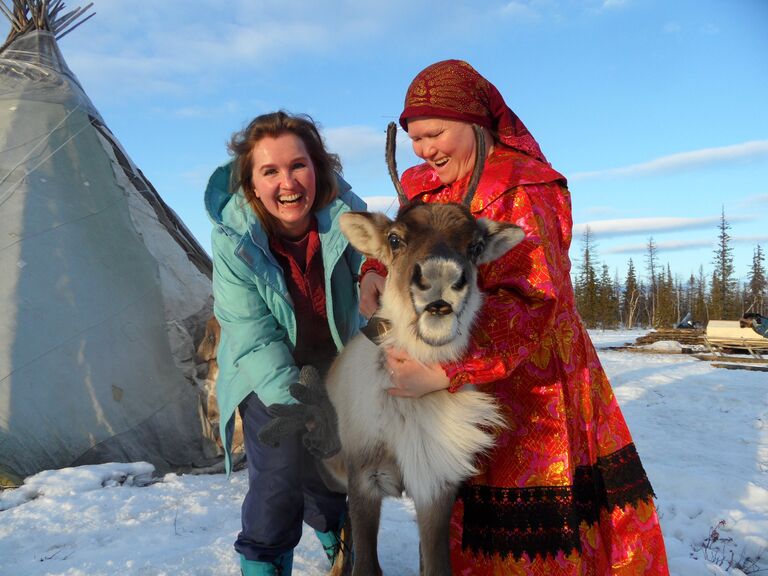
[407,117,479,185]
[251,133,317,238]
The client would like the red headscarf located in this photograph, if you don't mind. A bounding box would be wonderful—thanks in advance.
[399,59,547,164]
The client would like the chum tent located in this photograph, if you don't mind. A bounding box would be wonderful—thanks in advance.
[0,1,220,486]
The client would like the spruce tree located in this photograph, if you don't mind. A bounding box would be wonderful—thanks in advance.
[694,265,708,323]
[645,237,660,326]
[711,208,737,318]
[597,264,619,329]
[746,244,766,315]
[613,268,623,326]
[575,227,599,327]
[710,270,723,319]
[655,264,676,328]
[624,259,641,329]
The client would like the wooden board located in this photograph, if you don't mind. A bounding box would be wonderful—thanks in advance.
[711,363,768,372]
[692,354,768,365]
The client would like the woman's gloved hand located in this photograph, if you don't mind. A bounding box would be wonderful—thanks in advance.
[257,366,341,459]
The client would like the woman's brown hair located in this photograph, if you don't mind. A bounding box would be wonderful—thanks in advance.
[228,111,342,236]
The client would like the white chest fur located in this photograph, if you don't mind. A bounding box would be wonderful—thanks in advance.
[326,335,503,507]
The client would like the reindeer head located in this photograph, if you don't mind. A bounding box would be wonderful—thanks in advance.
[340,122,524,362]
[341,202,523,361]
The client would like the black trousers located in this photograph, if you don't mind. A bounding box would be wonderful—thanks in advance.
[234,392,346,563]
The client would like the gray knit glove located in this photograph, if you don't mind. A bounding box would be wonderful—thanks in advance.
[257,366,341,459]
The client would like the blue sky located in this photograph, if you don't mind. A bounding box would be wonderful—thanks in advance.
[3,0,767,284]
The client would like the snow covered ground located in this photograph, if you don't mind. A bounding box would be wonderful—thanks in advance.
[1,329,767,576]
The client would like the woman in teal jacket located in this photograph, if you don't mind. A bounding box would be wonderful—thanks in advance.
[204,111,364,576]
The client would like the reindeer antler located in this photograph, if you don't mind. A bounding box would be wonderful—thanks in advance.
[386,122,408,205]
[463,124,486,209]
[386,121,486,209]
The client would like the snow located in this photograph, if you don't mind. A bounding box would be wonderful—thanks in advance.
[1,329,767,576]
[641,340,687,352]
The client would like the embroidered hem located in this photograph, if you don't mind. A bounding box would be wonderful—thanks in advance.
[459,443,655,560]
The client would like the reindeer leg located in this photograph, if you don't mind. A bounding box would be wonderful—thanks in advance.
[413,485,458,576]
[347,464,384,576]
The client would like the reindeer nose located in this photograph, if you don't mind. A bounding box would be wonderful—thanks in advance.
[425,299,453,316]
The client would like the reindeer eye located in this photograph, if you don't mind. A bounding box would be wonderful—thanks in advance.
[469,240,485,261]
[388,233,402,251]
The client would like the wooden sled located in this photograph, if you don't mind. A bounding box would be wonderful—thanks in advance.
[704,320,768,360]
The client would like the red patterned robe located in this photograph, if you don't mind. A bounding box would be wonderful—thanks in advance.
[398,146,670,575]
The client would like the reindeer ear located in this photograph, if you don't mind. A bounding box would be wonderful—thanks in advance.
[339,212,393,262]
[475,218,525,265]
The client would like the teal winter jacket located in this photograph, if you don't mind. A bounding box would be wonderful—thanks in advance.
[204,162,365,472]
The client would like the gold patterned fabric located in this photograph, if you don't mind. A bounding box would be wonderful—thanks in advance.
[400,147,670,575]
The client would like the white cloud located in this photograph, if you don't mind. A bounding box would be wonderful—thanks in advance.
[497,0,572,22]
[573,215,755,239]
[605,234,768,255]
[323,125,418,187]
[739,194,768,208]
[602,0,628,8]
[361,195,399,216]
[570,140,768,181]
[324,125,385,162]
[66,19,328,96]
[53,0,411,100]
[500,1,541,19]
[663,22,682,34]
[733,235,768,245]
[605,239,714,255]
[574,216,721,238]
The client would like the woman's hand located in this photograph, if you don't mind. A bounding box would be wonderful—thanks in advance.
[385,347,450,398]
[360,272,385,319]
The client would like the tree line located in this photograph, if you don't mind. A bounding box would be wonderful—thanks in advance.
[573,209,767,330]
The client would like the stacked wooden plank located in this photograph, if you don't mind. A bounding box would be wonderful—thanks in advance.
[633,328,706,347]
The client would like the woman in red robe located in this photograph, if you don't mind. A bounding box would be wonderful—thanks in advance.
[360,59,670,575]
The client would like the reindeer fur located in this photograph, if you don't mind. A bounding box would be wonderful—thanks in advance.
[322,201,524,576]
[195,316,244,454]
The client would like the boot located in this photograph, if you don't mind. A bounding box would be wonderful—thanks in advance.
[240,552,293,576]
[315,528,342,567]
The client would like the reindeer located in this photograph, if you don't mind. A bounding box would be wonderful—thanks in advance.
[196,316,244,455]
[318,123,525,576]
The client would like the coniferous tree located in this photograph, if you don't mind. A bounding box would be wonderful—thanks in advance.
[645,237,661,326]
[642,280,655,328]
[670,266,680,325]
[746,244,766,315]
[614,268,623,326]
[711,207,737,318]
[623,259,641,329]
[676,275,688,325]
[694,265,708,323]
[597,264,619,328]
[575,227,599,327]
[685,272,696,318]
[655,264,676,327]
[682,273,695,323]
[567,217,759,327]
[710,270,723,319]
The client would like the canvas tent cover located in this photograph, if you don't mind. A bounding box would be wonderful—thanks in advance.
[0,13,219,485]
